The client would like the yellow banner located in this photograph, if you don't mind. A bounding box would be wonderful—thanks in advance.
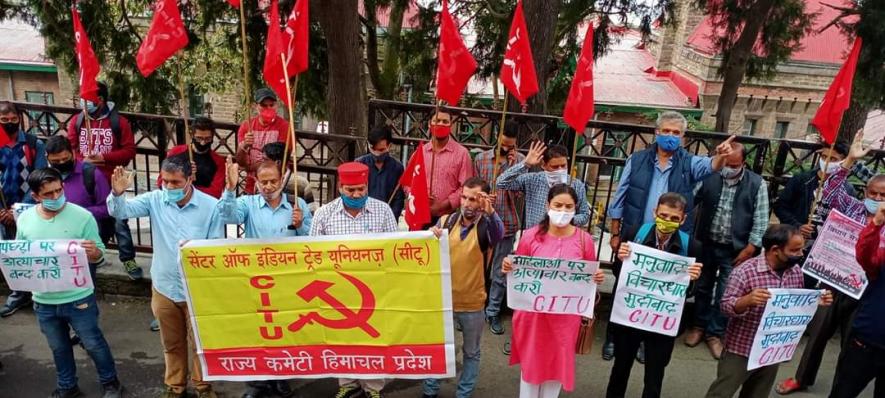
[179,231,455,380]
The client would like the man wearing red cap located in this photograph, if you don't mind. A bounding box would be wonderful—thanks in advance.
[309,161,397,398]
[405,107,474,227]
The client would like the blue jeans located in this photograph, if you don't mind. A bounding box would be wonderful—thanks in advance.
[34,294,118,390]
[423,311,483,398]
[485,236,516,318]
[693,242,735,338]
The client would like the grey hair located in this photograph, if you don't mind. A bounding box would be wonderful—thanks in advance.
[869,174,885,188]
[161,155,192,178]
[656,111,688,132]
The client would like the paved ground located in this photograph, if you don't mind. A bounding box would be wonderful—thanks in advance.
[0,295,874,398]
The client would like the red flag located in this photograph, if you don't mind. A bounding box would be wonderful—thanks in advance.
[563,24,595,134]
[227,0,240,7]
[499,0,538,105]
[283,0,309,76]
[71,4,101,102]
[263,0,290,106]
[812,37,862,144]
[136,0,189,77]
[435,0,476,105]
[401,145,431,231]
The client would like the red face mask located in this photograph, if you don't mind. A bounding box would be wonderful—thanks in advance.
[259,107,277,124]
[431,125,451,139]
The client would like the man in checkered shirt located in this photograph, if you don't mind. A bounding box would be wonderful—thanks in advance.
[705,224,833,398]
[309,161,397,398]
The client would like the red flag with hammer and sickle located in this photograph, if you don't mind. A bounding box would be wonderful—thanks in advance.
[563,24,595,134]
[136,0,189,77]
[499,0,538,106]
[263,0,291,106]
[283,0,309,76]
[434,0,476,105]
[812,37,862,145]
[401,145,431,231]
[71,3,101,103]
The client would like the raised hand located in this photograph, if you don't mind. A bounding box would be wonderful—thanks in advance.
[524,141,547,167]
[225,156,239,192]
[848,129,871,160]
[715,135,737,157]
[111,166,132,196]
[479,192,496,214]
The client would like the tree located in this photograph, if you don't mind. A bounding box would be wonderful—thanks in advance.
[363,0,409,100]
[312,0,365,136]
[820,0,885,143]
[695,0,815,133]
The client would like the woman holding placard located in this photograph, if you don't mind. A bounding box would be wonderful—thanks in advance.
[502,184,605,398]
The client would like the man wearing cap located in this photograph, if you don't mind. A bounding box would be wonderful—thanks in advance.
[310,162,398,398]
[235,88,292,195]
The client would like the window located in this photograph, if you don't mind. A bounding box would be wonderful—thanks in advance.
[742,118,758,136]
[775,121,790,139]
[24,91,56,134]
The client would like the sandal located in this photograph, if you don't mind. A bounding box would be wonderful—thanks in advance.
[775,378,805,395]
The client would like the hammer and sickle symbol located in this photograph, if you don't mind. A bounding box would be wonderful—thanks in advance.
[288,271,380,338]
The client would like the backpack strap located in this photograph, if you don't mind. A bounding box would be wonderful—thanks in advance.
[82,162,97,200]
[444,212,460,231]
[677,231,690,257]
[635,223,654,245]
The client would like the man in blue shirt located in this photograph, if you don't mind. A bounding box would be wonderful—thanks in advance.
[605,111,734,360]
[217,159,309,397]
[355,125,404,220]
[108,156,223,398]
[0,100,48,317]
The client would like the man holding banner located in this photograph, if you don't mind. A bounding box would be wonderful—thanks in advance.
[705,225,833,398]
[17,168,124,398]
[424,177,503,398]
[777,129,884,394]
[108,156,224,398]
[605,192,702,398]
[829,203,885,397]
[309,162,397,398]
[217,158,309,398]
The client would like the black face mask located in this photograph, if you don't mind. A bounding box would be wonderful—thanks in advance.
[1,122,18,136]
[372,152,389,163]
[193,141,212,153]
[52,160,75,174]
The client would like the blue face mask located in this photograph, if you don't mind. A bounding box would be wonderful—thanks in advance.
[656,134,681,152]
[42,193,66,212]
[864,198,881,215]
[341,194,368,209]
[163,186,187,203]
[79,98,98,114]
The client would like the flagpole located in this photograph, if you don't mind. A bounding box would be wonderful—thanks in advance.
[429,100,442,191]
[239,0,254,146]
[176,60,194,163]
[491,89,510,195]
[569,127,582,178]
[279,53,298,201]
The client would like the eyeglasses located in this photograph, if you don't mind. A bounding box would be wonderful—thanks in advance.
[192,136,213,144]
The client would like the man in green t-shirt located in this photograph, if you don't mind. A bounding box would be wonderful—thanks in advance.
[17,167,124,398]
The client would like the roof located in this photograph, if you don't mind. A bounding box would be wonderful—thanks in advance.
[594,31,695,109]
[0,19,54,70]
[685,0,854,65]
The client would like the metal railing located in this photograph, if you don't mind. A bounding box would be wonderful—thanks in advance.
[12,100,885,263]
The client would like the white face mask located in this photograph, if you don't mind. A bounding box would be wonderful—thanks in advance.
[548,209,575,227]
[545,169,569,186]
[819,159,843,175]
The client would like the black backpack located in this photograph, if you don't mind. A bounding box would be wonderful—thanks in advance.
[74,108,122,143]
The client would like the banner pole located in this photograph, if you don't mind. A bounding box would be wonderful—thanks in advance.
[491,89,509,194]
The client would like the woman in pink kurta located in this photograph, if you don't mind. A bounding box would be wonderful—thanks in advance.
[504,184,605,398]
